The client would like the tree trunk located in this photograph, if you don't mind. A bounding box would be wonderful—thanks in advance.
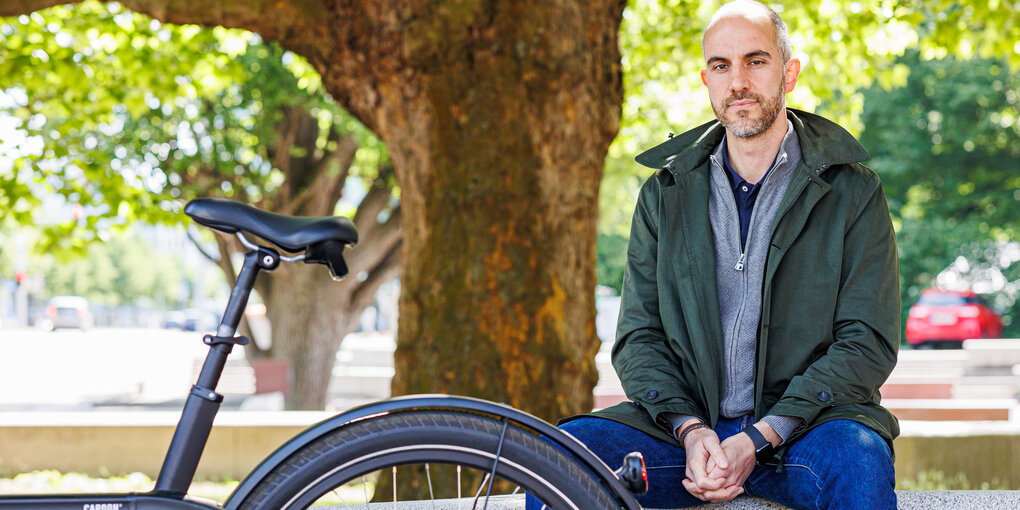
[264,263,355,410]
[189,99,401,412]
[228,107,401,411]
[381,1,625,424]
[7,0,625,422]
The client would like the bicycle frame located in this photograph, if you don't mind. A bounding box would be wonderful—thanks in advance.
[0,243,274,509]
[0,236,642,510]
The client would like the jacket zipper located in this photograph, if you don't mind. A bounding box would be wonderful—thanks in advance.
[712,151,786,417]
[730,153,786,273]
[711,154,749,399]
[745,153,787,416]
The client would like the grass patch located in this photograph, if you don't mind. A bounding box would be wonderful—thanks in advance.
[0,470,373,505]
[0,471,238,503]
[897,470,1011,490]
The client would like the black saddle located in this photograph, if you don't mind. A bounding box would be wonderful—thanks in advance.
[184,197,358,280]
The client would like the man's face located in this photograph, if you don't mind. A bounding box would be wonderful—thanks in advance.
[701,15,798,139]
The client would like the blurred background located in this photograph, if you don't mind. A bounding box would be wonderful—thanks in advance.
[0,0,1018,496]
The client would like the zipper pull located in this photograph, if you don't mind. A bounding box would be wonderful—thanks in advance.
[734,252,746,271]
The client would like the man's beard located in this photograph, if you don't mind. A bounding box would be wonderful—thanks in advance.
[714,80,786,139]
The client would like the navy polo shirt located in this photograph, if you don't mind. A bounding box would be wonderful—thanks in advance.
[720,137,780,250]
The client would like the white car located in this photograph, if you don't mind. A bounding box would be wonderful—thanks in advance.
[41,295,93,331]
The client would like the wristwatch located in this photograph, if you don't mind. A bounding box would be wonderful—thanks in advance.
[741,425,776,465]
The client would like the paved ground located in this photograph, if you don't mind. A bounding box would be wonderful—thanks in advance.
[0,327,221,410]
[0,327,396,412]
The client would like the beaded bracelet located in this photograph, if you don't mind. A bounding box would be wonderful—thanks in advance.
[679,422,710,448]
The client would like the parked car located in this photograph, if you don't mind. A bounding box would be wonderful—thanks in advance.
[40,295,93,331]
[162,308,220,332]
[905,288,1003,349]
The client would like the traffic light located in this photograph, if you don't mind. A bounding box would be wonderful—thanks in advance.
[14,270,26,285]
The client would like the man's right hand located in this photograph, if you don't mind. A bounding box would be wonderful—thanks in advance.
[680,423,744,502]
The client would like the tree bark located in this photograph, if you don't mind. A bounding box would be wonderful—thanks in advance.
[7,0,624,421]
[377,0,625,423]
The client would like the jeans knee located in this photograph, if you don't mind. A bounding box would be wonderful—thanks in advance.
[852,427,893,473]
[791,421,894,484]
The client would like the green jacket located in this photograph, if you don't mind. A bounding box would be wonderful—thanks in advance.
[582,109,900,457]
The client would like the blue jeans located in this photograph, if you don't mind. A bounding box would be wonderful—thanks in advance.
[526,414,895,510]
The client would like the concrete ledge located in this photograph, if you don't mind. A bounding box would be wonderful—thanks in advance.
[1,414,1018,490]
[0,411,333,479]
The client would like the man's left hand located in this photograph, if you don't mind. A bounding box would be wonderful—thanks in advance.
[693,422,781,501]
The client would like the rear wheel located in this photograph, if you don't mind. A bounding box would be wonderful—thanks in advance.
[236,410,620,509]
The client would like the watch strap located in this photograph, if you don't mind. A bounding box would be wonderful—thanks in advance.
[741,425,776,465]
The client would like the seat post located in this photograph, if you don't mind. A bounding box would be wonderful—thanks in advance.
[155,247,270,496]
[194,247,267,390]
[216,248,263,340]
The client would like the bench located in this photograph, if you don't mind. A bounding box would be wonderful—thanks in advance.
[309,491,1020,509]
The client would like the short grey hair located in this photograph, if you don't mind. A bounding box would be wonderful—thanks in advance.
[703,0,793,63]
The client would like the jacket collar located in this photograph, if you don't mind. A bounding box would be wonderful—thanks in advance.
[635,108,869,174]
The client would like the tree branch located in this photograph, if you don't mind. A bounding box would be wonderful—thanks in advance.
[271,107,300,207]
[0,0,82,16]
[350,241,402,312]
[281,133,358,216]
[213,232,237,288]
[325,134,358,211]
[347,205,401,277]
[186,227,221,264]
[352,166,396,237]
[136,1,329,60]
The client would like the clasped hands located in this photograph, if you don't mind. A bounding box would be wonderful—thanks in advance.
[679,420,779,502]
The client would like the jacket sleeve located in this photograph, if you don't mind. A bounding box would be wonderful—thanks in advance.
[612,176,706,430]
[767,172,900,426]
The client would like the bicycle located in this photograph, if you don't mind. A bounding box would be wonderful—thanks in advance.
[0,197,646,509]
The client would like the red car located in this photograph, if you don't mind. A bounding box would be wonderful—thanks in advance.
[905,289,1003,349]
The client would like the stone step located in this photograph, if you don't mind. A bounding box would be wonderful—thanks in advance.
[884,399,1016,421]
[963,339,1020,369]
[192,359,256,396]
[335,348,395,368]
[951,384,1018,399]
[880,382,954,399]
[897,349,970,361]
[336,333,396,367]
[593,387,628,410]
[329,366,394,398]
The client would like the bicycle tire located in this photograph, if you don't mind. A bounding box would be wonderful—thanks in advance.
[236,409,620,509]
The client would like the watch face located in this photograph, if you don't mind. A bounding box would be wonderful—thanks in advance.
[743,426,775,464]
[755,443,775,464]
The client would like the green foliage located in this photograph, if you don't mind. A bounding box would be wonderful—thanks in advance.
[0,1,385,252]
[0,470,365,504]
[596,232,629,293]
[601,0,1019,241]
[0,2,229,229]
[858,53,1020,336]
[29,228,182,307]
[0,471,237,502]
[599,2,1019,338]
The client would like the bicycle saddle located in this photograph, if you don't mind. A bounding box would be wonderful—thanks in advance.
[184,197,358,252]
